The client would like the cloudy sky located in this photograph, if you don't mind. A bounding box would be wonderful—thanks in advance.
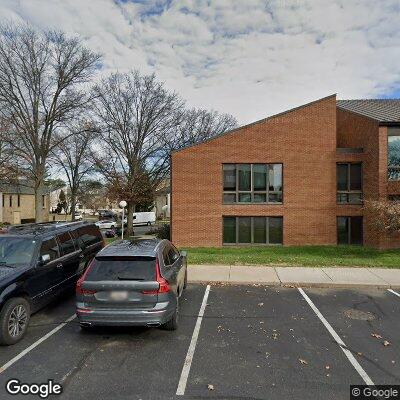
[0,0,399,124]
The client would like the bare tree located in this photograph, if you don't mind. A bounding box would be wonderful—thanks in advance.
[0,23,101,221]
[173,108,238,150]
[51,121,98,220]
[364,199,400,234]
[92,70,184,235]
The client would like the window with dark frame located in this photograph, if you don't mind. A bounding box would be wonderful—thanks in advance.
[337,216,363,245]
[223,163,283,204]
[388,129,400,180]
[17,195,20,207]
[223,216,283,245]
[337,163,362,204]
[42,195,45,209]
[9,195,12,207]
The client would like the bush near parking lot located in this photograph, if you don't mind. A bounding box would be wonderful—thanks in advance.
[184,246,400,268]
[148,223,170,240]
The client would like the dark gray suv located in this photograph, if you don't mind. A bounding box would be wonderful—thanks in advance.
[76,239,187,330]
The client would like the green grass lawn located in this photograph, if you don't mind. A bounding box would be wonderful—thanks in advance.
[183,246,400,268]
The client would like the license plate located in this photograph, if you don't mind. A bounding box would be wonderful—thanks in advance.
[109,291,129,301]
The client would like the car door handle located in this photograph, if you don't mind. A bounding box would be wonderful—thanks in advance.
[56,263,63,269]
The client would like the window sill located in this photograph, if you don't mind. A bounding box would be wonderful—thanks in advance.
[223,202,283,205]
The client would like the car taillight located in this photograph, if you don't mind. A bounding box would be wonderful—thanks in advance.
[142,257,170,295]
[76,261,97,296]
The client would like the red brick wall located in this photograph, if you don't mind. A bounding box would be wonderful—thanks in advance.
[172,95,338,247]
[337,110,400,249]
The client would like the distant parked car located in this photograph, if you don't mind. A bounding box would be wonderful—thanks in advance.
[98,210,116,219]
[76,238,187,330]
[95,220,116,229]
[74,212,83,221]
[0,222,104,345]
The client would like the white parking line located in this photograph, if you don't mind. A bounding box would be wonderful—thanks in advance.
[0,314,76,374]
[388,289,400,298]
[298,288,374,385]
[176,284,211,396]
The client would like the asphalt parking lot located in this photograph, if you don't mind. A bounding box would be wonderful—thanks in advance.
[0,284,399,400]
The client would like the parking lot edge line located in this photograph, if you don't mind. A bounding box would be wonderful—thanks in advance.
[388,289,400,298]
[0,314,76,374]
[176,284,211,396]
[298,288,374,386]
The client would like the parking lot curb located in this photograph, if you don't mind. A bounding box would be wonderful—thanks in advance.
[188,265,400,289]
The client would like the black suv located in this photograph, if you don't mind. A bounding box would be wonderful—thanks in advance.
[0,222,104,345]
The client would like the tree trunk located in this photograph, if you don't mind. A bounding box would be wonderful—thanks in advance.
[126,202,135,236]
[70,190,76,221]
[34,177,45,223]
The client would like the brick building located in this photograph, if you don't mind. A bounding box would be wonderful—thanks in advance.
[171,95,400,249]
[0,183,50,225]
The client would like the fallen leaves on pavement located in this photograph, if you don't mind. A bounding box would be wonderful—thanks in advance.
[371,333,382,339]
[207,384,214,391]
[299,359,308,365]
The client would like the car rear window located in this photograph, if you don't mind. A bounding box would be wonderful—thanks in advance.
[85,256,156,281]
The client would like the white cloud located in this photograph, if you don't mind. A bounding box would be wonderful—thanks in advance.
[0,0,399,124]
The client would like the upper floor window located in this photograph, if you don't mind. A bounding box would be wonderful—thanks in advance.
[337,163,362,204]
[223,163,283,204]
[388,130,400,180]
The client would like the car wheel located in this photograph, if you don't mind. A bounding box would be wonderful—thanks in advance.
[161,299,179,331]
[0,297,31,345]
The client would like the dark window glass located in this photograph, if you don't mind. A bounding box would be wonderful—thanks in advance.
[17,195,20,207]
[238,193,251,203]
[389,195,400,201]
[337,217,348,245]
[0,238,36,265]
[86,257,156,281]
[269,164,282,192]
[9,195,12,207]
[253,193,266,203]
[223,164,236,190]
[388,135,400,180]
[223,217,236,244]
[350,217,363,245]
[76,225,102,247]
[337,217,363,245]
[238,164,251,191]
[223,193,236,203]
[253,164,267,191]
[253,217,266,243]
[337,164,348,191]
[2,194,4,207]
[57,232,76,255]
[350,164,362,191]
[163,248,171,265]
[269,217,283,244]
[238,217,251,243]
[337,163,362,204]
[40,238,59,261]
[168,246,180,264]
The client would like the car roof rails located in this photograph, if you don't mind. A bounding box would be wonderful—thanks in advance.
[7,220,89,235]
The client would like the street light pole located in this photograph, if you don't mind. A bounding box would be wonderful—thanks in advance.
[119,200,127,240]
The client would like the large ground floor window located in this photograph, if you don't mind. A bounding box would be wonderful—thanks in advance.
[337,216,363,245]
[223,216,283,245]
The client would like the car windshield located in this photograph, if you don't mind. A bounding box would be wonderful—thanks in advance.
[0,237,37,266]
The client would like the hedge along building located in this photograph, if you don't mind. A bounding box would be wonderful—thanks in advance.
[171,95,400,249]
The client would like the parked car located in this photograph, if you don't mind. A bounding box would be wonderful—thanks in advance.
[98,210,117,219]
[76,238,187,330]
[123,212,156,226]
[0,221,104,345]
[74,212,83,221]
[95,220,117,229]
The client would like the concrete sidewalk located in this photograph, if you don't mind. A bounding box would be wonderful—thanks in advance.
[188,264,400,288]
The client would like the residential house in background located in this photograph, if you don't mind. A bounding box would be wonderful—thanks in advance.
[0,183,50,224]
[171,95,400,249]
[154,179,170,219]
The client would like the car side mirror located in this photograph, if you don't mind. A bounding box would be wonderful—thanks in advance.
[40,254,51,265]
